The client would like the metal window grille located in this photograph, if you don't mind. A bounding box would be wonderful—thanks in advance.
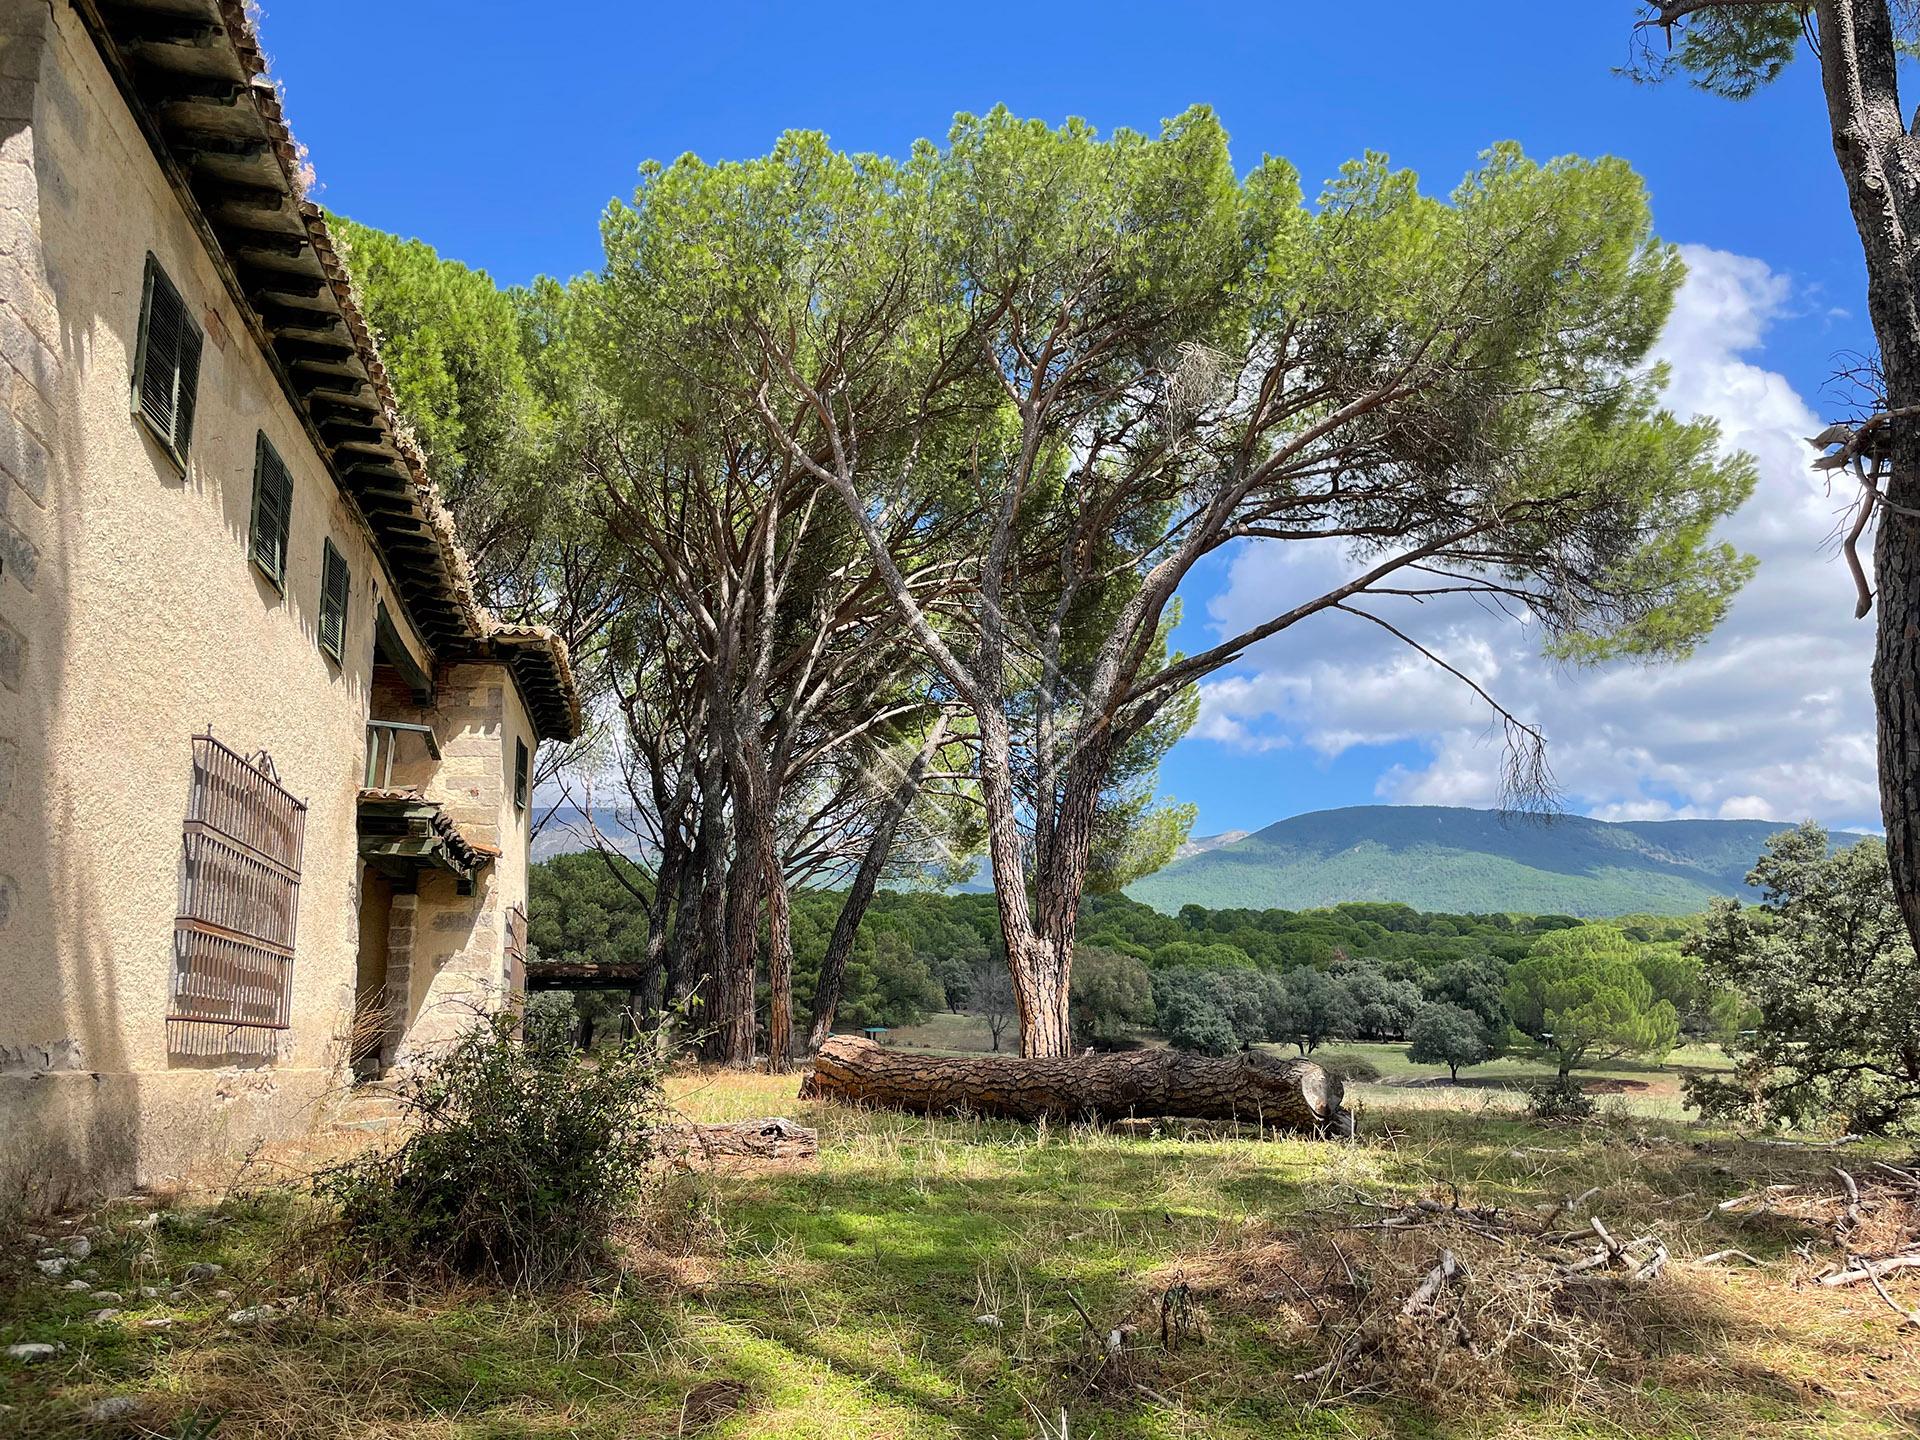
[505,903,528,992]
[170,733,308,1030]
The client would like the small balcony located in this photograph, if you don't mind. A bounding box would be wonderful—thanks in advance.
[357,719,495,894]
[363,719,440,792]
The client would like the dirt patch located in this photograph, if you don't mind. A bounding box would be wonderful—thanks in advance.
[1583,1078,1652,1095]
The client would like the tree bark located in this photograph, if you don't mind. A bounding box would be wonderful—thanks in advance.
[807,716,952,1051]
[800,1035,1353,1134]
[663,816,706,1008]
[653,1116,817,1165]
[695,742,744,1064]
[1809,1,1920,956]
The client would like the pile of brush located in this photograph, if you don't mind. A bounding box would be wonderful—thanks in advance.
[1151,1183,1705,1408]
[1716,1159,1920,1322]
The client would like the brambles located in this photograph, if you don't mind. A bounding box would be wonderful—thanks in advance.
[317,1014,666,1285]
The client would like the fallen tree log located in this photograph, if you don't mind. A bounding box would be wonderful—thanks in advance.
[799,1035,1352,1135]
[653,1117,817,1166]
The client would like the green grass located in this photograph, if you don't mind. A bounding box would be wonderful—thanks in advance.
[5,1070,1916,1438]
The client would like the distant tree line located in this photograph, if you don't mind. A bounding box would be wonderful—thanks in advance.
[529,858,1733,1065]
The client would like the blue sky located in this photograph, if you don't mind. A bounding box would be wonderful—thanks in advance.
[264,2,1876,837]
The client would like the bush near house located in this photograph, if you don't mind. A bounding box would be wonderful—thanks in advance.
[318,1012,667,1285]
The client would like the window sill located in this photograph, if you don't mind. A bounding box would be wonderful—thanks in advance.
[132,406,187,476]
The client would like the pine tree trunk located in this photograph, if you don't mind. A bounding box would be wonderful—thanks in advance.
[714,843,761,1066]
[694,746,740,1064]
[763,853,795,1071]
[808,717,951,1051]
[637,831,686,1016]
[663,822,706,1008]
[1815,1,1920,953]
[801,1036,1352,1134]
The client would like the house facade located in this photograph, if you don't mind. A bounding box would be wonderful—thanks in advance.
[0,0,580,1203]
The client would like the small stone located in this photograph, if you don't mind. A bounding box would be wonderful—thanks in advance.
[85,1397,140,1422]
[79,1269,98,1281]
[34,1258,67,1277]
[138,1318,171,1330]
[89,1290,123,1304]
[183,1262,222,1282]
[61,1280,89,1292]
[167,1290,186,1303]
[83,1308,120,1324]
[226,1305,274,1327]
[64,1236,90,1259]
[974,1314,1004,1329]
[4,1342,56,1363]
[22,1233,45,1245]
[212,1288,233,1301]
[139,1286,162,1299]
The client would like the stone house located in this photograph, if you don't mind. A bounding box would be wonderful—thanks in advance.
[0,0,581,1202]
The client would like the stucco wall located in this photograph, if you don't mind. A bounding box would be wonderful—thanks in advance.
[369,662,537,1063]
[0,2,529,1204]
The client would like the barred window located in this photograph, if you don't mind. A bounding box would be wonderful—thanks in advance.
[132,254,203,469]
[171,734,307,1031]
[249,433,294,589]
[318,539,349,662]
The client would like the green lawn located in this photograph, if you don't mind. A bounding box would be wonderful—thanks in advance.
[3,1069,1914,1438]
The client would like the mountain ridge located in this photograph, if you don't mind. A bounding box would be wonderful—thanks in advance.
[1123,804,1873,917]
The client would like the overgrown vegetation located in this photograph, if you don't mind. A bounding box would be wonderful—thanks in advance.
[317,1015,666,1285]
[1691,822,1920,1134]
[6,1073,1918,1437]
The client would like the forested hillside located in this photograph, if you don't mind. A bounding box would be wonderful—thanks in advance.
[1125,805,1871,916]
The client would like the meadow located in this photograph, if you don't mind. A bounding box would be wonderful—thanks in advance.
[4,1054,1916,1439]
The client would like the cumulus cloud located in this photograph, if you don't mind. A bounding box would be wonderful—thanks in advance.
[1189,245,1881,831]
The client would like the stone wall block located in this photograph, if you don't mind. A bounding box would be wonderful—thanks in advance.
[0,612,23,690]
[0,398,48,505]
[0,508,36,588]
[0,301,56,397]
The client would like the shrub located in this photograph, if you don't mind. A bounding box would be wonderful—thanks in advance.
[1523,1076,1595,1123]
[1314,1053,1383,1084]
[318,1012,666,1285]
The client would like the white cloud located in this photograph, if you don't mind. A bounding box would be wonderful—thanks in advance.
[1189,245,1881,832]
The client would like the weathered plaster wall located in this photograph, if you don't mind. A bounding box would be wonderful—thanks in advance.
[0,0,464,1204]
[370,662,537,1063]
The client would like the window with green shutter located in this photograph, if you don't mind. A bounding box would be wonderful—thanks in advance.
[318,539,350,663]
[514,738,529,812]
[249,432,293,589]
[132,254,203,469]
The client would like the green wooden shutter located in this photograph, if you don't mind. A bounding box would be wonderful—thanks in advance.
[249,433,293,586]
[133,255,203,465]
[514,739,529,811]
[319,539,350,662]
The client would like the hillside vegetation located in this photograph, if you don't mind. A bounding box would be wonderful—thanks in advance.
[1125,805,1871,916]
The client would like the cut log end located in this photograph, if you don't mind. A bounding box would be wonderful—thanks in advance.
[800,1035,1350,1136]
